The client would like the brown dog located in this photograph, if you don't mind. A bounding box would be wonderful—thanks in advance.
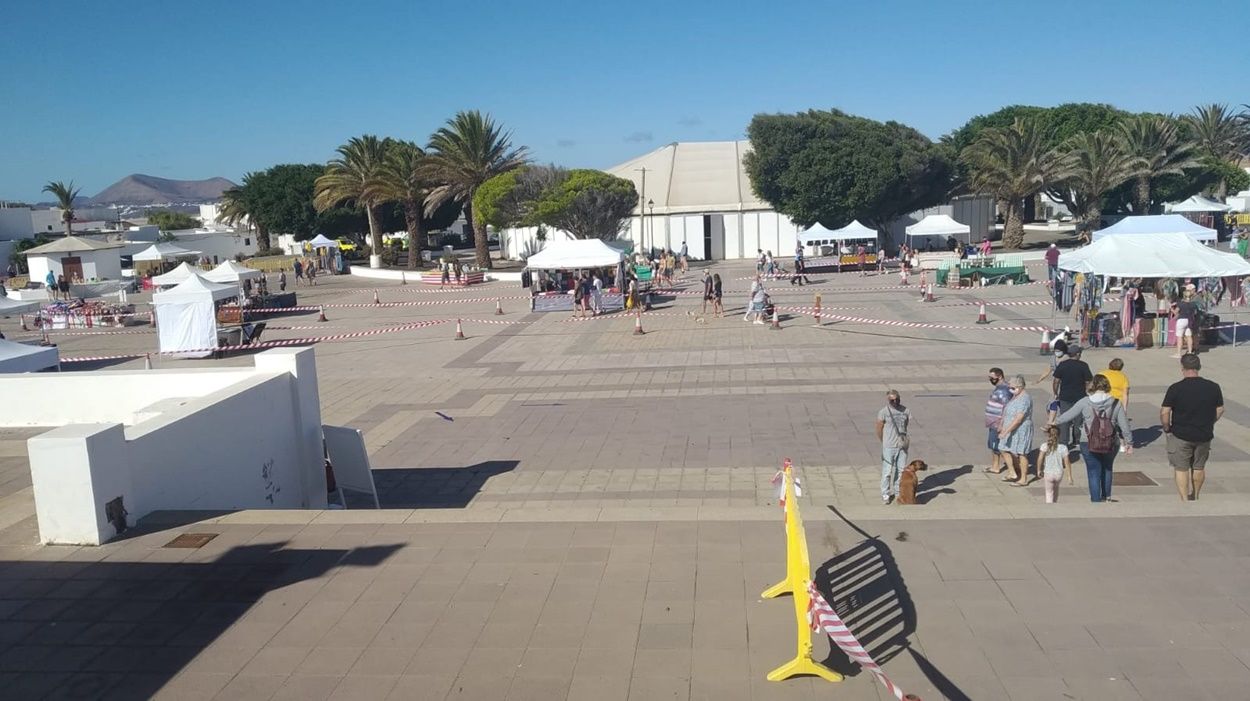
[896,460,928,505]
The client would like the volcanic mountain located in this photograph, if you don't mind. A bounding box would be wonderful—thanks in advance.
[87,174,237,206]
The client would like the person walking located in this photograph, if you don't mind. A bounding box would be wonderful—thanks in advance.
[1044,243,1060,285]
[998,375,1035,486]
[306,262,316,286]
[679,241,688,274]
[1170,293,1199,357]
[744,275,762,321]
[278,269,287,292]
[592,271,603,315]
[1036,425,1073,503]
[701,270,713,315]
[1054,374,1133,502]
[1103,357,1131,411]
[1161,354,1223,501]
[293,258,303,284]
[57,274,70,300]
[1052,345,1092,449]
[712,273,724,317]
[857,244,868,276]
[983,368,1013,477]
[875,390,911,505]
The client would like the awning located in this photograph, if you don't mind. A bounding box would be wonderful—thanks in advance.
[525,239,625,270]
[1058,232,1250,278]
[204,260,262,283]
[133,243,201,261]
[799,220,877,244]
[905,214,972,238]
[1168,195,1231,213]
[1092,214,1216,244]
[308,234,338,248]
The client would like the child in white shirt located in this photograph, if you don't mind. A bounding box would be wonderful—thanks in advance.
[1037,425,1072,503]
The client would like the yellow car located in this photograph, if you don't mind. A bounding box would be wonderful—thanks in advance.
[336,238,357,252]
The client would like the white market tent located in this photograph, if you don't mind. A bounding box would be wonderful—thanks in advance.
[152,275,238,358]
[1092,214,1216,244]
[905,215,971,241]
[525,239,625,270]
[204,260,262,284]
[1058,232,1250,278]
[0,296,41,316]
[0,339,59,373]
[307,234,337,248]
[1168,195,1231,213]
[150,262,205,286]
[133,242,201,261]
[799,220,877,245]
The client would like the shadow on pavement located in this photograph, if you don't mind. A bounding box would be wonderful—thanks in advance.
[367,459,518,508]
[0,541,401,700]
[1132,423,1164,448]
[917,464,972,504]
[819,504,969,701]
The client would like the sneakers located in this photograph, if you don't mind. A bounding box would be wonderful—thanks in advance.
[882,495,893,505]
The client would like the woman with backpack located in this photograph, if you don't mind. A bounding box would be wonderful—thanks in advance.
[1053,374,1133,502]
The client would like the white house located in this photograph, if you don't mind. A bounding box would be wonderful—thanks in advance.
[24,235,124,284]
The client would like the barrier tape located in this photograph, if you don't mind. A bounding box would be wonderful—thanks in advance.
[807,581,913,700]
[788,309,1047,332]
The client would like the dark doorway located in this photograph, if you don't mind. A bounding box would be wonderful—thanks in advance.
[60,256,83,282]
[703,215,712,261]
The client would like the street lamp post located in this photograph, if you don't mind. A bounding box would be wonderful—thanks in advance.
[635,167,648,255]
[647,199,655,252]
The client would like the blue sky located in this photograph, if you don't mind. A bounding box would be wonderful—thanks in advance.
[0,0,1241,201]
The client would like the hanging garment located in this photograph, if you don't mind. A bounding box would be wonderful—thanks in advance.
[1226,276,1246,308]
[1120,287,1137,344]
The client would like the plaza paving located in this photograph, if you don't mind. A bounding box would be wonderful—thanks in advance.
[2,259,1250,699]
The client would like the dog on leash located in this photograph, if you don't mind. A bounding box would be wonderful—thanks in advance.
[896,460,928,505]
[684,310,707,325]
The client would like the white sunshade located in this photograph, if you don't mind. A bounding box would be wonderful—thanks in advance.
[133,242,201,261]
[204,260,262,283]
[308,234,338,247]
[1169,195,1231,213]
[0,296,41,315]
[0,339,59,373]
[1059,232,1250,278]
[905,214,971,238]
[525,239,625,270]
[152,273,238,304]
[799,220,877,244]
[1092,214,1216,243]
[151,262,204,286]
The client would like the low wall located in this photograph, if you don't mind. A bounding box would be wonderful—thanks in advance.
[23,348,326,545]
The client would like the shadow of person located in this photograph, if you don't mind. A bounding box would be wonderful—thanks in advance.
[817,504,971,700]
[916,464,972,493]
[1132,424,1164,448]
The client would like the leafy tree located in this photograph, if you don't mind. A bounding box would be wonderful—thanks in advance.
[372,140,435,269]
[744,109,952,237]
[41,180,81,237]
[1054,131,1139,231]
[423,110,530,269]
[217,178,264,250]
[147,209,201,231]
[1186,104,1249,197]
[1118,116,1201,213]
[314,135,393,268]
[960,118,1066,249]
[473,164,568,230]
[252,164,325,241]
[529,169,638,240]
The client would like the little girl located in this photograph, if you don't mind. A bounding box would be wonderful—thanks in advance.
[1037,425,1072,504]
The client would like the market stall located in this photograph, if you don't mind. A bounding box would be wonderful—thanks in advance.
[1058,232,1250,348]
[0,339,59,373]
[524,240,627,313]
[905,215,973,253]
[1093,214,1217,245]
[134,242,202,286]
[149,261,205,288]
[152,274,239,358]
[799,220,879,271]
[206,261,295,320]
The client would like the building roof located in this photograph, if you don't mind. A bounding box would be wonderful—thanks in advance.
[606,141,769,215]
[23,235,124,255]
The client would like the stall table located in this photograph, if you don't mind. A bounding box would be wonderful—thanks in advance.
[936,265,1029,286]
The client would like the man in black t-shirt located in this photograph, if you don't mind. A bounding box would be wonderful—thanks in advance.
[1052,345,1093,448]
[1161,354,1224,501]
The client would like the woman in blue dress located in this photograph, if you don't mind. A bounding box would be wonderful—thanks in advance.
[998,375,1035,486]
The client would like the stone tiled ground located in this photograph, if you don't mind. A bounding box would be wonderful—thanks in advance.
[2,259,1250,699]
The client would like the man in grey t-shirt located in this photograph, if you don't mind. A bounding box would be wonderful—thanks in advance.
[875,389,911,504]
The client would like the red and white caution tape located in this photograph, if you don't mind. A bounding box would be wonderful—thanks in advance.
[807,581,913,700]
[787,309,1047,332]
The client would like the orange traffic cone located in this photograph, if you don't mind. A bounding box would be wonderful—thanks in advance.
[373,289,381,305]
[924,283,935,303]
[495,299,504,315]
[454,318,466,340]
[976,302,989,324]
[633,310,645,336]
[770,306,781,330]
[1039,330,1051,355]
[318,306,327,322]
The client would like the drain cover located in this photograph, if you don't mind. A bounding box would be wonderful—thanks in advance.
[164,533,219,548]
[1112,471,1157,487]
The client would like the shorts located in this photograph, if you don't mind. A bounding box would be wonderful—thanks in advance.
[1174,318,1191,337]
[1167,434,1210,471]
[987,427,1001,452]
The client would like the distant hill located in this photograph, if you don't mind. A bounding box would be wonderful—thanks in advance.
[87,174,237,206]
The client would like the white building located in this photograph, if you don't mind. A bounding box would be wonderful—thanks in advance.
[169,228,259,262]
[0,205,123,241]
[24,235,124,283]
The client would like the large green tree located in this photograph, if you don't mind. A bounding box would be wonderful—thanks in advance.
[217,177,263,250]
[1055,131,1140,232]
[1118,116,1201,213]
[423,110,530,269]
[1186,104,1249,197]
[745,109,952,238]
[147,209,202,231]
[529,169,638,240]
[960,118,1066,249]
[372,140,435,269]
[473,165,568,231]
[41,180,81,237]
[314,135,393,267]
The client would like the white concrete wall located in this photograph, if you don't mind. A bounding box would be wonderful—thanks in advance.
[172,230,259,262]
[27,250,123,283]
[18,348,328,544]
[0,208,34,239]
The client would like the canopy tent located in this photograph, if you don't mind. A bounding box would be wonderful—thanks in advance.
[307,234,338,248]
[1058,232,1250,278]
[799,220,877,245]
[1092,214,1217,244]
[0,296,41,316]
[524,239,625,270]
[23,235,122,255]
[1169,195,1231,213]
[905,215,971,240]
[0,339,59,373]
[150,262,206,286]
[153,275,238,358]
[204,260,262,284]
[132,242,201,261]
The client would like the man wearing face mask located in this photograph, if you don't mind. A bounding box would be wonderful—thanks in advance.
[984,368,1013,476]
[875,390,911,505]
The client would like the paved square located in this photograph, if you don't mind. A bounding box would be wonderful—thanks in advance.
[2,258,1250,699]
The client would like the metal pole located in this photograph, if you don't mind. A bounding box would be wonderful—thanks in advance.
[635,167,648,254]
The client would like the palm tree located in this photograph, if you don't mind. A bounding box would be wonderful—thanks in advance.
[1055,131,1141,233]
[372,140,434,270]
[315,135,392,268]
[1119,116,1201,213]
[1187,104,1249,198]
[960,118,1064,250]
[41,181,81,237]
[424,111,529,269]
[218,175,269,252]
